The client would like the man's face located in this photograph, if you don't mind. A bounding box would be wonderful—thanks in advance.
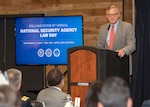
[106,8,120,24]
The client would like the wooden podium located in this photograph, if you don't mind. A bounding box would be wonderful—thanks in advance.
[67,46,129,107]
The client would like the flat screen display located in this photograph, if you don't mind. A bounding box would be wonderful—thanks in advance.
[15,16,83,65]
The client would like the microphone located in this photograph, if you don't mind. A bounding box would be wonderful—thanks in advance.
[106,24,110,36]
[106,24,110,45]
[107,24,110,31]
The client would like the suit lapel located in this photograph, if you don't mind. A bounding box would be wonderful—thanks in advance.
[113,20,122,50]
[105,24,111,49]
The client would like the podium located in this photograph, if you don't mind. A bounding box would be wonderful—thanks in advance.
[67,46,129,107]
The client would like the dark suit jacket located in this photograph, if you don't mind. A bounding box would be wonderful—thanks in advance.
[37,87,68,107]
[21,96,32,107]
[97,20,136,54]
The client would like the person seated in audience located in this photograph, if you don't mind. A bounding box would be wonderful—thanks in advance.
[37,68,71,107]
[97,76,133,107]
[0,85,21,107]
[6,68,32,107]
[85,80,102,107]
[0,102,16,107]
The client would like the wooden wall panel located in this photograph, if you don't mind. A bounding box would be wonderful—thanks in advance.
[124,0,133,23]
[0,1,10,5]
[11,0,31,5]
[59,0,122,4]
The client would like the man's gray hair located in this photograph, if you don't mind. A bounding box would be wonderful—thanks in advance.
[106,5,120,13]
[6,68,22,87]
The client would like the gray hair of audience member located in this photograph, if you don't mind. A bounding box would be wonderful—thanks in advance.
[98,76,131,107]
[85,80,102,107]
[47,68,63,86]
[6,68,22,89]
[0,85,21,107]
[0,103,15,107]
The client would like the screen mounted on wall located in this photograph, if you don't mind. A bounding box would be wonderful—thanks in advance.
[15,16,83,65]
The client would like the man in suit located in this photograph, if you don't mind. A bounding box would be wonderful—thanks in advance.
[6,68,32,107]
[37,68,71,107]
[97,5,136,58]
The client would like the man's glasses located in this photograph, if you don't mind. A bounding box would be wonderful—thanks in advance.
[106,13,119,17]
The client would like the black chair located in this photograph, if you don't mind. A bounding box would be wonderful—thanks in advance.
[31,100,45,107]
[141,99,150,107]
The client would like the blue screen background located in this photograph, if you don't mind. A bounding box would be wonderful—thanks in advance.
[15,16,83,65]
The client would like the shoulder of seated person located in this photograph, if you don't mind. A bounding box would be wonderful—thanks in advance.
[21,96,30,101]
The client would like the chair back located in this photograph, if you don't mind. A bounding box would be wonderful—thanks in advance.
[31,100,45,107]
[141,99,150,107]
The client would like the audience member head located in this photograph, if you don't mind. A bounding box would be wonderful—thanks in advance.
[0,85,21,107]
[47,68,64,89]
[6,68,22,90]
[85,80,102,107]
[97,76,132,107]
